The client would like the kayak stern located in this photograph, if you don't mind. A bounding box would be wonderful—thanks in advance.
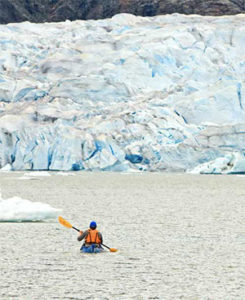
[80,244,104,253]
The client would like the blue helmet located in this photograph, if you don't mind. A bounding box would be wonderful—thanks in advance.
[90,221,97,229]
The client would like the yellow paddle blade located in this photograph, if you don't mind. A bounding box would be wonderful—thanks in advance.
[58,216,73,229]
[110,248,118,252]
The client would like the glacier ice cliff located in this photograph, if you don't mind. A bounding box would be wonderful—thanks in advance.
[0,13,245,173]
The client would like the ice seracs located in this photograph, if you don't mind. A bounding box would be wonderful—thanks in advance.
[0,13,245,173]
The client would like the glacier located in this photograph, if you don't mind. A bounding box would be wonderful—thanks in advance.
[0,13,245,173]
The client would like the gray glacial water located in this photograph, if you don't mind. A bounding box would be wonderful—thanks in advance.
[0,172,245,299]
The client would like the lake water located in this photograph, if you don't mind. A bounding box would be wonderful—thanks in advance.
[0,172,245,299]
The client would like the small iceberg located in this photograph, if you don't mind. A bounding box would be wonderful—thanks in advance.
[55,172,75,176]
[188,152,245,174]
[19,171,51,180]
[0,195,60,222]
[23,171,51,177]
[0,164,12,172]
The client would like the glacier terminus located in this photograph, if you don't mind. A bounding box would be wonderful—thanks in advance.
[0,13,245,173]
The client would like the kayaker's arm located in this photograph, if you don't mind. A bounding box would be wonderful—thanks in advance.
[77,230,88,241]
[98,232,103,244]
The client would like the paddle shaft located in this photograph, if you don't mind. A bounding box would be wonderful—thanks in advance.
[101,243,110,250]
[72,226,80,232]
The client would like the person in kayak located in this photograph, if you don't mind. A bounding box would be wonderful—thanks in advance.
[77,221,103,248]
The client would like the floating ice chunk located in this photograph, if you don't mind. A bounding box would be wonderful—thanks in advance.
[0,196,60,222]
[188,155,232,174]
[188,152,245,174]
[228,153,245,174]
[55,172,75,176]
[23,171,51,177]
[0,163,12,171]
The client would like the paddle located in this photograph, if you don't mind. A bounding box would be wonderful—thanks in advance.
[58,216,117,252]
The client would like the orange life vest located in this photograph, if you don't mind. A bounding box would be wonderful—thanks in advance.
[85,229,101,244]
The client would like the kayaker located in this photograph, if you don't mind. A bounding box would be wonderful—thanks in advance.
[77,221,103,248]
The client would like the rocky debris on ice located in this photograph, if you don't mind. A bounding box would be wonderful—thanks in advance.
[0,14,245,173]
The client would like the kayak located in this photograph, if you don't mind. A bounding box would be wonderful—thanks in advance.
[80,244,104,253]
